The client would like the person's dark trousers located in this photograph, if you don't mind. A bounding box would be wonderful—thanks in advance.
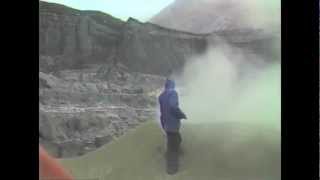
[165,131,182,173]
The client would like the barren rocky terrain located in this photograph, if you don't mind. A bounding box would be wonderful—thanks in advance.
[39,63,165,157]
[39,1,279,158]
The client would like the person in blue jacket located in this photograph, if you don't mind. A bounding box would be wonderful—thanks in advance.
[158,79,187,174]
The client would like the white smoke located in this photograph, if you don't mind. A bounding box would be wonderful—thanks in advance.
[174,41,280,132]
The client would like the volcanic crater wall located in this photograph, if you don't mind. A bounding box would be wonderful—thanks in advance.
[39,1,277,76]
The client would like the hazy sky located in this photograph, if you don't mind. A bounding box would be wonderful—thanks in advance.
[42,0,174,22]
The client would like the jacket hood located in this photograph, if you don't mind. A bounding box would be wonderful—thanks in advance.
[165,79,175,90]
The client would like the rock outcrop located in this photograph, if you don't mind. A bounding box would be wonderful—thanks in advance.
[39,1,124,69]
[150,0,254,34]
[150,0,280,34]
[118,18,207,75]
[39,1,278,76]
[39,65,165,157]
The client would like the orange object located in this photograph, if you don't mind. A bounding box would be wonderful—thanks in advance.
[39,145,74,180]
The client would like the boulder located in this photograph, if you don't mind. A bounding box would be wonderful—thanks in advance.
[94,135,113,148]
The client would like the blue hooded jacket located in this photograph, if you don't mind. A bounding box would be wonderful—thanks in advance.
[158,79,186,132]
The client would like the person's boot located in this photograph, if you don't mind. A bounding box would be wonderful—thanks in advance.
[166,154,178,175]
[167,164,178,175]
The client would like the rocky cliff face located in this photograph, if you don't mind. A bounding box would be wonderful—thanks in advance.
[39,1,277,76]
[39,1,124,70]
[150,0,280,34]
[118,18,207,75]
[39,1,208,75]
[39,65,165,157]
[150,0,253,34]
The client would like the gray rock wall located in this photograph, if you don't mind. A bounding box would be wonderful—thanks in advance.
[39,1,278,75]
[118,18,207,75]
[39,1,124,69]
